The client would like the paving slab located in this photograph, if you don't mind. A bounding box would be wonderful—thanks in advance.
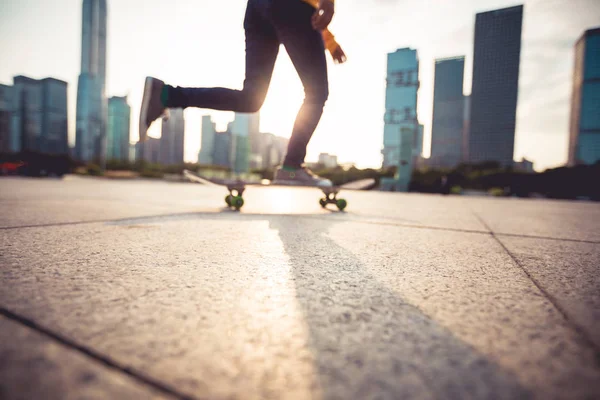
[0,177,221,228]
[0,315,174,400]
[2,212,599,399]
[468,196,600,242]
[497,236,600,349]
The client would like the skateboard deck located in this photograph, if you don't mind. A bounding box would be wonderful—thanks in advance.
[183,169,347,211]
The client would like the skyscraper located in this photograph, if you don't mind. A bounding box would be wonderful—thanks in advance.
[11,76,41,154]
[41,78,69,155]
[415,123,424,164]
[262,133,288,168]
[381,48,420,191]
[568,27,600,166]
[160,108,185,165]
[107,96,131,161]
[75,0,107,162]
[230,112,258,173]
[0,84,12,154]
[136,137,160,164]
[248,113,263,169]
[462,95,471,162]
[430,56,465,168]
[129,143,136,163]
[199,115,216,165]
[10,76,68,155]
[468,5,523,167]
[213,131,232,168]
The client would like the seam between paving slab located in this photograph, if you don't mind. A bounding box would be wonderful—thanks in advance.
[0,307,194,400]
[302,216,600,244]
[0,219,119,230]
[494,231,599,244]
[2,211,599,245]
[471,211,600,362]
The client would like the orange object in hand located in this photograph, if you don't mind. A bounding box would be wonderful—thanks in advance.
[302,0,347,64]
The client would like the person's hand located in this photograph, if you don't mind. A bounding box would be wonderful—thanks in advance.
[312,0,335,31]
[332,46,347,64]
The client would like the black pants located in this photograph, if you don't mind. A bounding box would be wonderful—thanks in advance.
[164,0,329,168]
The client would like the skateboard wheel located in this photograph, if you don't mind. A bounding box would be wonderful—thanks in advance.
[225,195,233,207]
[319,198,327,208]
[336,198,347,211]
[233,196,244,210]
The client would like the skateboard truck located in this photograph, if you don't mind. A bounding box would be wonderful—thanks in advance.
[224,183,347,212]
[224,183,246,211]
[183,170,347,211]
[318,187,347,211]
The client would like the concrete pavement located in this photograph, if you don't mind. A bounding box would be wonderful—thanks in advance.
[1,176,599,399]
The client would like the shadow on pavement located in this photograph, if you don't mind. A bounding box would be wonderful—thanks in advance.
[107,211,532,398]
[267,216,531,399]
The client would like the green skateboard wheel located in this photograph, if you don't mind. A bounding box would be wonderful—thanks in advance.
[336,198,347,211]
[225,195,233,207]
[233,196,244,210]
[319,198,327,208]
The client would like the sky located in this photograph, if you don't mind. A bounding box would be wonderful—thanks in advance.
[0,0,599,171]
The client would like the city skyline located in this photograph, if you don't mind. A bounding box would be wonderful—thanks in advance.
[1,0,599,171]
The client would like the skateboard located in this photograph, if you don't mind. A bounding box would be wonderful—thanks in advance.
[183,169,347,211]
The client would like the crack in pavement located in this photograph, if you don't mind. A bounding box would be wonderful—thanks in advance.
[470,210,600,364]
[0,307,196,400]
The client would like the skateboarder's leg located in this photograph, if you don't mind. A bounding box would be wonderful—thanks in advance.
[268,1,332,187]
[163,3,279,111]
[139,2,279,140]
[271,1,329,169]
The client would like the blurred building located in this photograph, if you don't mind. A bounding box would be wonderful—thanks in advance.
[381,47,421,191]
[514,158,534,173]
[568,27,600,166]
[41,78,69,155]
[318,153,338,168]
[213,131,232,168]
[243,113,263,169]
[11,76,42,154]
[430,56,465,169]
[414,123,424,166]
[129,143,136,163]
[467,5,523,167]
[230,112,259,172]
[232,135,250,173]
[0,84,13,153]
[107,96,131,162]
[198,115,216,165]
[136,137,160,164]
[75,0,108,162]
[10,76,68,155]
[160,108,185,165]
[198,112,287,171]
[262,133,288,168]
[462,95,471,163]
